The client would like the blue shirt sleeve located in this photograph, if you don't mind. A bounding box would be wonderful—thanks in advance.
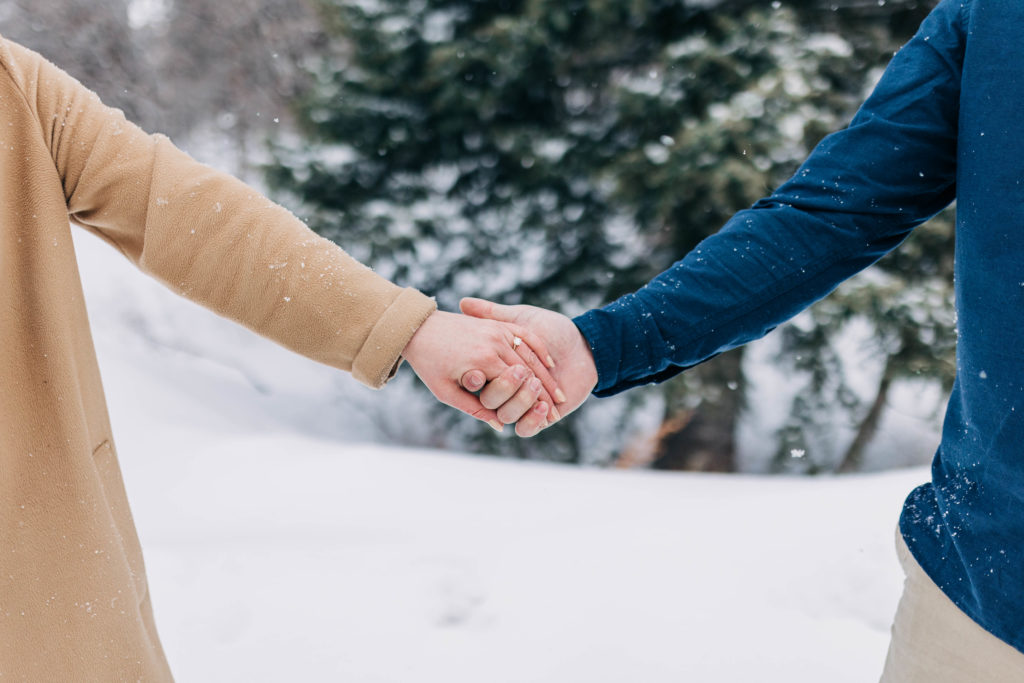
[573,0,967,397]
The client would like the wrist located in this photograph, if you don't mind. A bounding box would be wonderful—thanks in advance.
[570,317,600,392]
[402,309,440,369]
[574,326,599,393]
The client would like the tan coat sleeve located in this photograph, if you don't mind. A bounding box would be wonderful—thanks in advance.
[1,37,436,388]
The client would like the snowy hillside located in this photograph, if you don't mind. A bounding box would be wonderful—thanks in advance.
[74,229,925,682]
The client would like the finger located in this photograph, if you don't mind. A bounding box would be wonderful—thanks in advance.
[460,297,516,323]
[460,369,486,392]
[437,382,505,433]
[496,377,543,425]
[508,329,563,404]
[479,364,530,410]
[497,345,562,422]
[515,401,550,438]
[513,325,556,369]
[463,343,514,382]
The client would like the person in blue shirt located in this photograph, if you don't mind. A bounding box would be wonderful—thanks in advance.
[459,0,1024,678]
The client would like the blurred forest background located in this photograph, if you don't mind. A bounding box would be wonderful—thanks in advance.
[0,0,954,474]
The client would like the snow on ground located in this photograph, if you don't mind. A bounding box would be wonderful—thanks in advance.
[74,228,926,682]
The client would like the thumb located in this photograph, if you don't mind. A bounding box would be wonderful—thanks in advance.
[460,369,486,392]
[460,297,518,323]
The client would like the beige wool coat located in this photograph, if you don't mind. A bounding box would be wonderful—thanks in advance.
[0,37,437,679]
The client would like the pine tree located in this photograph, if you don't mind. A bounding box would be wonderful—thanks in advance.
[269,0,952,468]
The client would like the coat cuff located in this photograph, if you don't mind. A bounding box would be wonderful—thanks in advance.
[351,287,437,388]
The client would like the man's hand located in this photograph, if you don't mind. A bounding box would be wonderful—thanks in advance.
[401,310,563,432]
[459,298,598,437]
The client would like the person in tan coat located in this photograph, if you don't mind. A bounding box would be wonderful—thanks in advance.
[0,36,560,680]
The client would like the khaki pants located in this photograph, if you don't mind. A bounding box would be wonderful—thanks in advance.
[880,531,1024,682]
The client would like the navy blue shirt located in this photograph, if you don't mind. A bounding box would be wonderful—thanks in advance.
[574,0,1024,652]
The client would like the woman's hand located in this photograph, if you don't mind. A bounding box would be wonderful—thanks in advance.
[459,298,598,437]
[401,310,564,431]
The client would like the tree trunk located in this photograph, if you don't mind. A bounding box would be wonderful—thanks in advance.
[651,349,745,473]
[837,355,895,474]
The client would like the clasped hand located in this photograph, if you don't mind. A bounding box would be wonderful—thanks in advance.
[402,299,598,437]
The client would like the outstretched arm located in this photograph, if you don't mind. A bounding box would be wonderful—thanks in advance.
[574,0,963,396]
[1,36,560,428]
[466,0,965,432]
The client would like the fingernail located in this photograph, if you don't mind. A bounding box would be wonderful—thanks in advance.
[529,378,542,392]
[547,355,556,368]
[550,406,561,422]
[488,420,504,433]
[555,388,567,403]
[512,365,528,380]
